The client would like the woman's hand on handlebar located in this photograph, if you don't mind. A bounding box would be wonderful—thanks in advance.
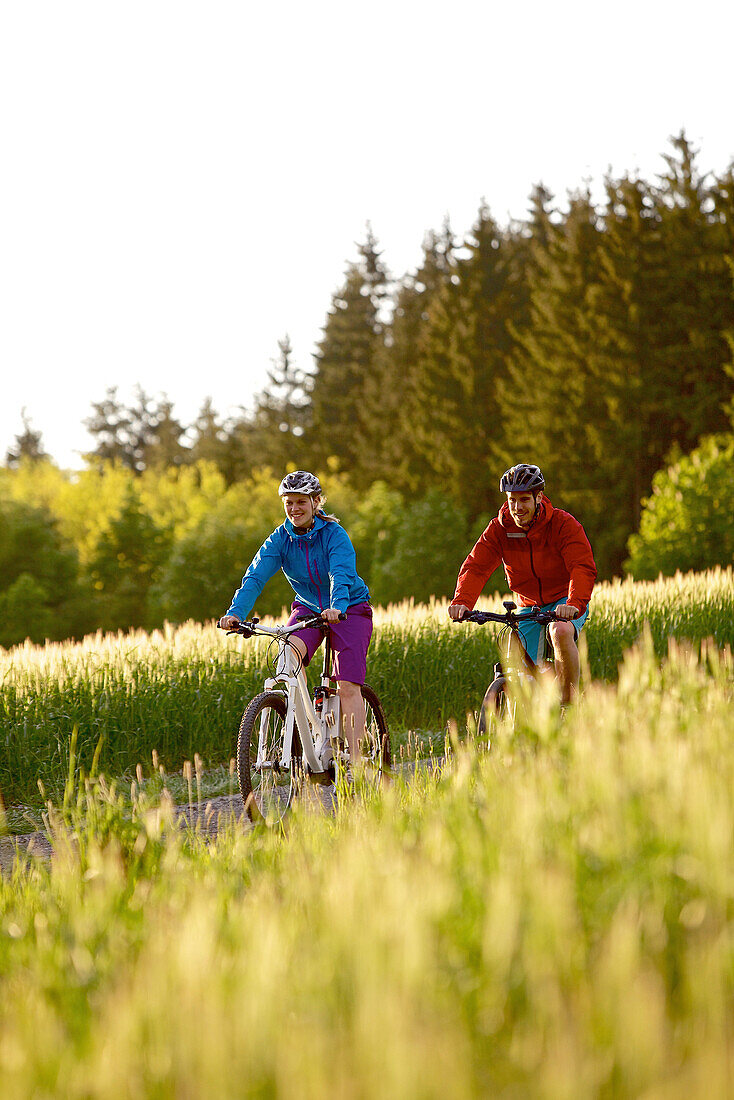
[218,614,241,630]
[320,607,345,623]
[448,603,470,621]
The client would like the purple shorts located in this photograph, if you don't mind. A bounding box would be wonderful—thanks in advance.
[286,601,373,685]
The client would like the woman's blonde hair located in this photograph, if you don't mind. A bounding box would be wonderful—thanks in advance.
[314,494,339,523]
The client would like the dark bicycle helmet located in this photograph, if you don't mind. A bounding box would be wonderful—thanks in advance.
[499,463,545,493]
[278,470,322,497]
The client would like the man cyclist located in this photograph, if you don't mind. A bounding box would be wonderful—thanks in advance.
[448,463,597,705]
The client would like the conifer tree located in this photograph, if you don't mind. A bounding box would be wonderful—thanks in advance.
[499,190,605,518]
[84,387,188,472]
[189,399,229,468]
[143,396,190,469]
[578,172,664,570]
[498,137,734,577]
[188,399,254,485]
[84,387,134,468]
[247,335,312,471]
[308,227,390,473]
[406,205,531,516]
[584,138,734,572]
[652,133,733,445]
[712,161,734,427]
[88,484,170,630]
[356,221,456,491]
[5,409,48,467]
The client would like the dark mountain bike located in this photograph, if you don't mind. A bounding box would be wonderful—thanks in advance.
[459,601,567,736]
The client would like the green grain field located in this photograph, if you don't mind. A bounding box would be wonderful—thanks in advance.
[1,570,733,1098]
[2,567,733,808]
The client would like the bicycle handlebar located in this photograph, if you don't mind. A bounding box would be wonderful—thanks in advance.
[459,606,574,627]
[218,611,347,637]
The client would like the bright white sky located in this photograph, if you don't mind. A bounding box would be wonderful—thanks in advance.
[2,0,733,468]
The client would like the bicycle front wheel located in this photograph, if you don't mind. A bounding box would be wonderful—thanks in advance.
[237,692,300,825]
[359,684,391,783]
[477,677,509,740]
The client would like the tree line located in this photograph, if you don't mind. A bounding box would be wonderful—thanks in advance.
[3,132,734,647]
[305,133,734,579]
[0,462,480,647]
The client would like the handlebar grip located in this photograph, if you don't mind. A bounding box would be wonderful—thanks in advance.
[218,615,258,631]
[338,612,347,621]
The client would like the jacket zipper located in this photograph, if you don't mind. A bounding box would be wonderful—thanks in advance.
[303,542,324,609]
[527,540,544,605]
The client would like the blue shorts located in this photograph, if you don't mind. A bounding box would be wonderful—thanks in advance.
[516,599,589,664]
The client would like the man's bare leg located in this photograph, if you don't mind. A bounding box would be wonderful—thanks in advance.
[549,621,580,705]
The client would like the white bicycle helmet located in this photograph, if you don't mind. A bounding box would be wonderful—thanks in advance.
[278,470,322,497]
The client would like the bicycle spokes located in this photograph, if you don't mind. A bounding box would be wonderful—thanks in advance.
[238,693,298,826]
[230,615,391,824]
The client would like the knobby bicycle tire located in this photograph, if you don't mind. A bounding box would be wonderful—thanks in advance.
[237,691,301,825]
[360,684,392,779]
[238,685,391,823]
[477,678,509,739]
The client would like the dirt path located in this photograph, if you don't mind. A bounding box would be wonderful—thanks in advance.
[0,793,244,875]
[0,783,345,875]
[1,829,55,873]
[1,761,438,876]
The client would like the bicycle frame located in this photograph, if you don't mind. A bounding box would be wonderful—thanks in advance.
[464,601,560,676]
[461,602,568,730]
[230,615,344,777]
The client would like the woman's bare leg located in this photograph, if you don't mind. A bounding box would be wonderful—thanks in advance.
[337,680,365,761]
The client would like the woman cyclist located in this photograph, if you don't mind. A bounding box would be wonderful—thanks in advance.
[218,471,373,760]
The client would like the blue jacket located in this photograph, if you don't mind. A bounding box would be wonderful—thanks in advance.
[227,514,370,619]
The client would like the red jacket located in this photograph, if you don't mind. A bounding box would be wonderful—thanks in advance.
[453,498,597,614]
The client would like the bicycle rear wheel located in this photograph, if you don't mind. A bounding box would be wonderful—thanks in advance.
[237,692,301,825]
[359,684,391,783]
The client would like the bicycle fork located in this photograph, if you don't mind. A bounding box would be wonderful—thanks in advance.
[489,636,555,726]
[259,646,341,775]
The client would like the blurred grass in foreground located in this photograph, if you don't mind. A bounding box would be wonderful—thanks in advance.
[1,636,732,1098]
[1,567,732,806]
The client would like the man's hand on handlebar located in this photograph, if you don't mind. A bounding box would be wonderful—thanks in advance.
[448,603,471,621]
[553,604,579,621]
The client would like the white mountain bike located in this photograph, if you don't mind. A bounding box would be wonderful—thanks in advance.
[222,612,391,825]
